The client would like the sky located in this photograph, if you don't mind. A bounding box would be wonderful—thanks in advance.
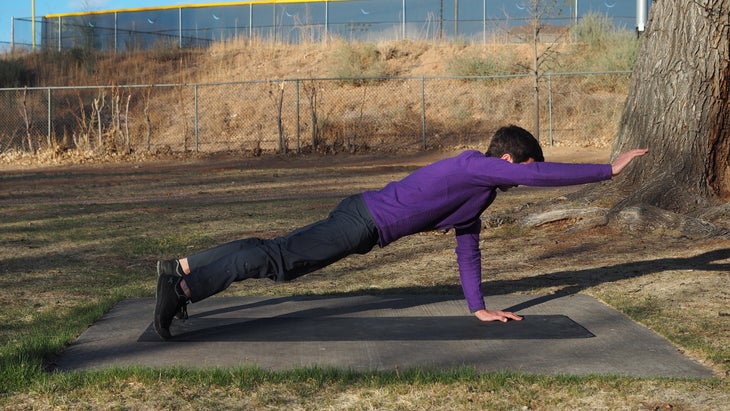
[1,1,648,48]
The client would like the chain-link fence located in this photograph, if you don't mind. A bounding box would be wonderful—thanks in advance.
[0,71,630,157]
[10,2,644,53]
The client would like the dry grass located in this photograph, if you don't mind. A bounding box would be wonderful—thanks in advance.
[1,35,635,163]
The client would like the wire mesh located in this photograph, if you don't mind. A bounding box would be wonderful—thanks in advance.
[0,72,630,157]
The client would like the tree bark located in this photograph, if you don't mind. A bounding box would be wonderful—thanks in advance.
[603,0,730,213]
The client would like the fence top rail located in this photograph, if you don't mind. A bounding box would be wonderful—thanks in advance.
[41,0,347,19]
[0,71,633,92]
[542,70,632,77]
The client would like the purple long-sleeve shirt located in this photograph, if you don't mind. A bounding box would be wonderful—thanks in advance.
[361,150,612,312]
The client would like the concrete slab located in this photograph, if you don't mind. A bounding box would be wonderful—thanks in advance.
[51,294,714,378]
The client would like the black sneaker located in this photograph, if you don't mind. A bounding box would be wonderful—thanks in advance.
[157,260,188,320]
[154,274,188,340]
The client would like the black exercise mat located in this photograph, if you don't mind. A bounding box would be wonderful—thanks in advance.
[138,315,594,342]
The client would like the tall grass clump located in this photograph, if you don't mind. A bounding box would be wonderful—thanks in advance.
[21,48,101,85]
[446,47,525,79]
[148,39,192,63]
[0,57,33,87]
[572,13,639,72]
[574,12,617,48]
[328,41,390,84]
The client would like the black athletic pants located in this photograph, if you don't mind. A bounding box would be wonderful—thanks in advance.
[183,194,379,302]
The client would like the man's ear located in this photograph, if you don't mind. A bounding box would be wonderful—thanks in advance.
[500,153,513,163]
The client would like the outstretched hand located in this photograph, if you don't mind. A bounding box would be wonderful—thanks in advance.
[474,309,523,323]
[611,148,649,176]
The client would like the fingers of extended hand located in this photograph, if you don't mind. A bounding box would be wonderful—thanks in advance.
[623,148,649,162]
[629,148,649,158]
[612,148,649,176]
[500,311,524,322]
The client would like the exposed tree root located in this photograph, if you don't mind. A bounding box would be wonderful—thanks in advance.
[608,204,729,239]
[520,206,608,230]
[519,202,729,240]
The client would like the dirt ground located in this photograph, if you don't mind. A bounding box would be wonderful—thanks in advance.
[0,145,610,201]
[1,146,728,380]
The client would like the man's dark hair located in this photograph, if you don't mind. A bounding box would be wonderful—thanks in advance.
[485,125,544,163]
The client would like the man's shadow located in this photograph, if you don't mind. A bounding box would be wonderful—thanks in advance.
[184,248,730,317]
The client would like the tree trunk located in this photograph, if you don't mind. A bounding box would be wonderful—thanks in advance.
[606,0,730,213]
[532,0,541,142]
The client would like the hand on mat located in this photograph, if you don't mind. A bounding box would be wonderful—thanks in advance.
[474,309,523,323]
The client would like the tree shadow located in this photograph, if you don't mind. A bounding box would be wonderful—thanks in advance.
[491,248,730,311]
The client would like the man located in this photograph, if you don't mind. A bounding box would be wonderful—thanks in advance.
[154,125,648,339]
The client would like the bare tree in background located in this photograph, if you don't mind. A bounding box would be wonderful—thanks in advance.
[515,0,567,141]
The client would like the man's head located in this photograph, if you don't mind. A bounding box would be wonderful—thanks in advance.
[485,125,544,163]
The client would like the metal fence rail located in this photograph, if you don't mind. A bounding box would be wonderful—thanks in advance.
[0,72,631,157]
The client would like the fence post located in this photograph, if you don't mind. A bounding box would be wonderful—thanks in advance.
[548,74,553,146]
[194,84,199,153]
[324,1,329,41]
[482,0,487,44]
[421,76,426,150]
[454,0,459,38]
[47,88,52,147]
[402,0,406,40]
[296,79,301,153]
[178,8,183,48]
[114,12,118,52]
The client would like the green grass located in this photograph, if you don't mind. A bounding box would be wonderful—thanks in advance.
[4,363,726,410]
[0,297,118,393]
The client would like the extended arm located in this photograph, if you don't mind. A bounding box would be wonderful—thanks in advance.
[457,150,648,322]
[472,149,648,188]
